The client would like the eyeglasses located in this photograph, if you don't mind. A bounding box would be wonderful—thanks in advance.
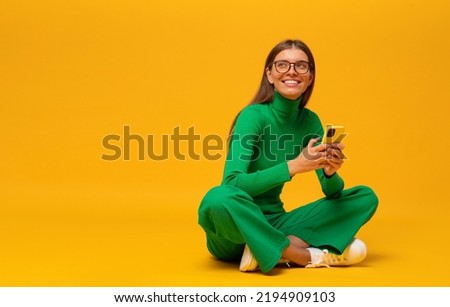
[272,60,311,74]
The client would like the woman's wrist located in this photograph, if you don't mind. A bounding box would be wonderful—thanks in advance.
[287,160,298,177]
[323,168,336,178]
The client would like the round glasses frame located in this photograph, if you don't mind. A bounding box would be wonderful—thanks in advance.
[272,60,311,74]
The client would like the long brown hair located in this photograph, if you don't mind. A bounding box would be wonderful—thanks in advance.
[228,39,316,137]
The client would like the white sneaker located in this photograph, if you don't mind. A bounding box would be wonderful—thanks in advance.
[239,245,259,272]
[305,238,367,268]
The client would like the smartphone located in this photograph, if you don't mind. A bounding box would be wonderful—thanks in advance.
[323,125,345,144]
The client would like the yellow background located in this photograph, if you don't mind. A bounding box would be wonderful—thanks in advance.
[1,0,449,286]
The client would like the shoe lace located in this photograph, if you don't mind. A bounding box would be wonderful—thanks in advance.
[322,250,345,265]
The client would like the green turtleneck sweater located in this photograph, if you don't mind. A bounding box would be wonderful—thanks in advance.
[222,91,344,215]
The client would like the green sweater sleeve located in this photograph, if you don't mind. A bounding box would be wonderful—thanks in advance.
[221,107,292,197]
[316,164,345,199]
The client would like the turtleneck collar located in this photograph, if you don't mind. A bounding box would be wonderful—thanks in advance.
[270,91,302,122]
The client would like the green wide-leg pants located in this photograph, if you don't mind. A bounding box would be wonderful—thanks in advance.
[198,185,378,273]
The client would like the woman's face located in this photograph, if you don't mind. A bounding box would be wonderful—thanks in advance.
[266,48,314,100]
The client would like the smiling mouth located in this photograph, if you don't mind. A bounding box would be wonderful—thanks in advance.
[282,80,301,85]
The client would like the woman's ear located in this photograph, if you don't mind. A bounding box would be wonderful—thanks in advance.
[266,67,274,84]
